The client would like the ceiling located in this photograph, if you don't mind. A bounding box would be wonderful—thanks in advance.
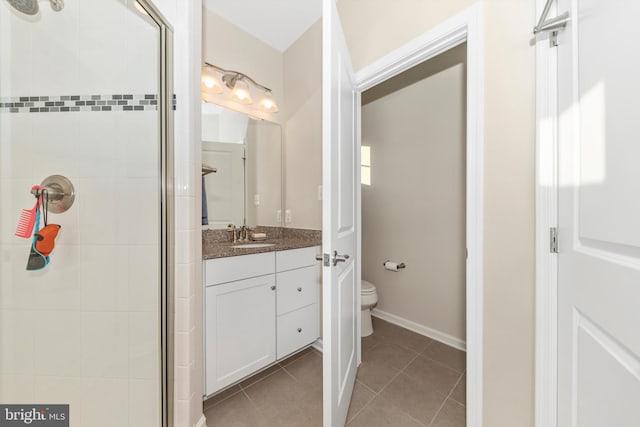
[203,0,322,52]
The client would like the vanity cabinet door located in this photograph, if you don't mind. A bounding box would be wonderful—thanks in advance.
[205,274,276,395]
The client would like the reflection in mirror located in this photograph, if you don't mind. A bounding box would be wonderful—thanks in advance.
[201,101,283,230]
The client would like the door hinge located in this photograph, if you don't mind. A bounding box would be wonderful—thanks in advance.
[550,227,559,253]
[550,31,559,47]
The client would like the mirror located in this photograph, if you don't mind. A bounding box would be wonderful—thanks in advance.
[201,102,283,230]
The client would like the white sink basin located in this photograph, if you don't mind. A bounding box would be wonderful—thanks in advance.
[231,243,276,249]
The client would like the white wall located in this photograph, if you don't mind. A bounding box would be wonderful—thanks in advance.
[0,1,163,426]
[283,20,323,229]
[361,44,467,343]
[338,1,536,425]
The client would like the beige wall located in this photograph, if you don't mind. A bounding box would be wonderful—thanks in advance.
[362,44,467,342]
[202,10,284,124]
[338,1,536,426]
[283,20,323,229]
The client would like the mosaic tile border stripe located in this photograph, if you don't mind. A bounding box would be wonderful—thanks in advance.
[0,94,176,113]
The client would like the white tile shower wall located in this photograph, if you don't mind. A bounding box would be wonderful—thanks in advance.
[0,1,163,426]
[0,1,159,97]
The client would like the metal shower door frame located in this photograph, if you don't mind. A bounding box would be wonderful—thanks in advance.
[130,1,175,426]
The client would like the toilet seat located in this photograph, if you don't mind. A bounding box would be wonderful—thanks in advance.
[361,280,376,294]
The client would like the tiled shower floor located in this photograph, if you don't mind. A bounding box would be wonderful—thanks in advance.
[203,318,466,426]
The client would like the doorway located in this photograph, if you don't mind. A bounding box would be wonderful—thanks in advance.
[352,5,484,426]
[353,43,467,426]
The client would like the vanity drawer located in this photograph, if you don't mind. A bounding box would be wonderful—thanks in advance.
[277,304,318,360]
[276,246,320,272]
[204,252,275,286]
[276,266,318,315]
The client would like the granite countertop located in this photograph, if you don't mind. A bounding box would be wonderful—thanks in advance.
[202,227,322,260]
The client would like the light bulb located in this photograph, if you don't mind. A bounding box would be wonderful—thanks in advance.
[230,80,252,105]
[202,66,223,94]
[259,91,279,113]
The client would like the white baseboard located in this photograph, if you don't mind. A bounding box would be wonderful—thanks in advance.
[311,338,323,353]
[371,308,466,351]
[194,414,207,427]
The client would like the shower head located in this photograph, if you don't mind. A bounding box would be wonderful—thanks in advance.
[5,0,39,15]
[4,0,64,15]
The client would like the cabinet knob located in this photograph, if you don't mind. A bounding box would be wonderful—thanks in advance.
[270,285,276,291]
[297,287,302,292]
[297,328,302,333]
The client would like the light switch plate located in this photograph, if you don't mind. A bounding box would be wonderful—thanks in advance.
[285,209,292,223]
[317,185,323,201]
[254,194,260,206]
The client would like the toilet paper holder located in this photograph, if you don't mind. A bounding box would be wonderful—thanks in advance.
[383,260,406,271]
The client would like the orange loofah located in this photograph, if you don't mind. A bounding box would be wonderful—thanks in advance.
[34,224,61,256]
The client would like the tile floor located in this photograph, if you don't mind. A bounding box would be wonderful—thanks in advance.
[203,317,466,426]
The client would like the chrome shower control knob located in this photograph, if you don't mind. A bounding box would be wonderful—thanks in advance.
[31,175,76,214]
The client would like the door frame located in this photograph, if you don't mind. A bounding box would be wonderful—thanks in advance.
[534,0,560,425]
[354,3,484,426]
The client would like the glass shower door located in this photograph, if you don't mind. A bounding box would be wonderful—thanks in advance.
[0,1,168,426]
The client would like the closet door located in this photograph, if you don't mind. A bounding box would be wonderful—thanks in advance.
[556,0,640,425]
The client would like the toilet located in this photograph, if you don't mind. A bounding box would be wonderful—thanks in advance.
[361,280,378,337]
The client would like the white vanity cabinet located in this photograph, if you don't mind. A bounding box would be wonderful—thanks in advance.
[204,246,320,397]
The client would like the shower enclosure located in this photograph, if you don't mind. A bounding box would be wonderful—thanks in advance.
[0,1,173,426]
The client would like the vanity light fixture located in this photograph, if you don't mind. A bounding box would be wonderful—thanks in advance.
[202,62,279,113]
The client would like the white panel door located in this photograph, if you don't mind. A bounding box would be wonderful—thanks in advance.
[322,0,359,425]
[557,0,640,425]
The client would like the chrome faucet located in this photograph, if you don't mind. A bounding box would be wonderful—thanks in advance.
[237,225,254,242]
[227,224,238,243]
